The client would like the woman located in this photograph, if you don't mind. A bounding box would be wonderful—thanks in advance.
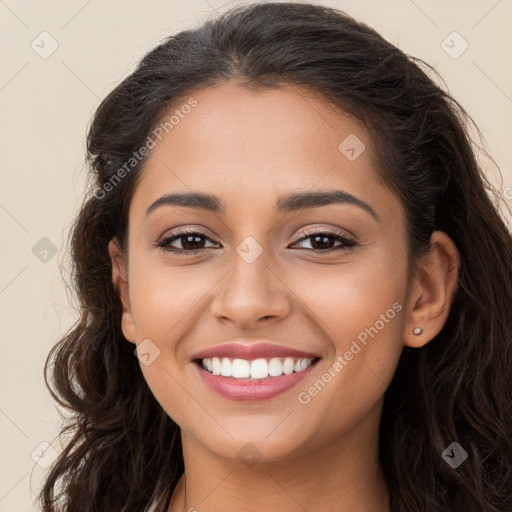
[38,3,512,511]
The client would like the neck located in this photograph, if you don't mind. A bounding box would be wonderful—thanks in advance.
[168,402,390,512]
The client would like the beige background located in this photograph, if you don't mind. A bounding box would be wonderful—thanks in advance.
[0,0,511,510]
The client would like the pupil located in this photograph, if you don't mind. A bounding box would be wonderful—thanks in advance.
[183,235,204,250]
[312,235,333,250]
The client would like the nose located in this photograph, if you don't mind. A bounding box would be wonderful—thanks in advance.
[210,247,292,330]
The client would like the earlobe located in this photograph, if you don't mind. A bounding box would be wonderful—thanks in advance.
[108,238,137,344]
[404,231,460,348]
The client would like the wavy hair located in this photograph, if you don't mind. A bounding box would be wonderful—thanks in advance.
[38,3,512,511]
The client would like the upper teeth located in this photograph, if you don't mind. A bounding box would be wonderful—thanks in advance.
[201,357,315,379]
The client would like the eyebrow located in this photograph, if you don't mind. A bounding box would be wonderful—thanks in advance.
[145,189,378,221]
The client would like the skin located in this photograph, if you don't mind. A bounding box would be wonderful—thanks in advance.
[108,82,460,512]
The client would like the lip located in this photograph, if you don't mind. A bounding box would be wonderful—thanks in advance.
[191,342,320,361]
[193,357,320,402]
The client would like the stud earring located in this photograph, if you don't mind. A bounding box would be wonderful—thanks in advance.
[413,327,423,336]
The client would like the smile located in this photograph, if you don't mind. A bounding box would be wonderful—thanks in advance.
[200,356,317,379]
[193,356,321,401]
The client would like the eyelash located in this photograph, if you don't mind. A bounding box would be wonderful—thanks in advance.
[155,228,357,255]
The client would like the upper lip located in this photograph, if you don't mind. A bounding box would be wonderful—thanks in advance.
[192,342,320,361]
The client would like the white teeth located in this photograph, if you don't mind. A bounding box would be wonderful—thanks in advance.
[268,357,282,377]
[282,357,294,375]
[250,358,269,379]
[220,357,232,377]
[231,359,250,378]
[201,356,316,379]
[212,357,221,375]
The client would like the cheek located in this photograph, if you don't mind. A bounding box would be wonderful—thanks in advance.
[291,250,407,432]
[128,256,209,340]
[293,247,407,342]
[127,256,208,425]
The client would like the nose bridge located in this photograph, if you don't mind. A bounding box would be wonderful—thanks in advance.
[212,236,291,325]
[233,240,273,293]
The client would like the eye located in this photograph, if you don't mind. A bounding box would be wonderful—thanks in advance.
[155,229,219,255]
[155,228,357,256]
[291,229,357,253]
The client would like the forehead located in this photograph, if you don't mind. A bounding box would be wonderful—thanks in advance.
[129,82,397,221]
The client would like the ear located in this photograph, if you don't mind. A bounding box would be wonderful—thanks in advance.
[403,231,460,348]
[108,238,137,344]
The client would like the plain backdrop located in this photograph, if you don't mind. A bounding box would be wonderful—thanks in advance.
[1,0,511,510]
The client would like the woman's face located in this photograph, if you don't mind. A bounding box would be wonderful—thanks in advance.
[112,82,414,462]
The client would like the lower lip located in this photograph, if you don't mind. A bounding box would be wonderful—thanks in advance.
[194,359,320,401]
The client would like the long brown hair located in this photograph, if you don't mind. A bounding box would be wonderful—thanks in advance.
[38,3,512,511]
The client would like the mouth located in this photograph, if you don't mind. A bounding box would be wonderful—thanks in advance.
[194,356,321,380]
[192,356,321,401]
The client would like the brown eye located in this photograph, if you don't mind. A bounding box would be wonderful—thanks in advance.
[156,230,219,254]
[292,230,357,252]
